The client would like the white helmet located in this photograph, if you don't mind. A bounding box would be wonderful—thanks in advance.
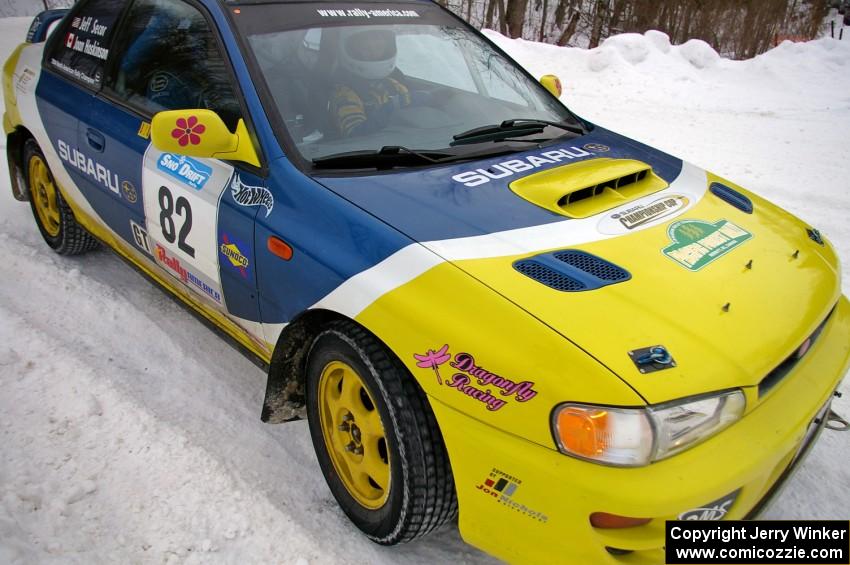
[338,27,397,81]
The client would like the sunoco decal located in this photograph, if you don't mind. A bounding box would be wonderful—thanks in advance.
[219,233,250,279]
[476,468,548,522]
[157,153,211,190]
[413,345,537,411]
[231,175,273,217]
[663,219,752,271]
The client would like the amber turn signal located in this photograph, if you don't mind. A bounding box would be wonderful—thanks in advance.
[556,406,608,457]
[589,512,652,529]
[268,236,293,261]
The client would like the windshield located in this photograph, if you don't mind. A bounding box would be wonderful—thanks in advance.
[230,2,579,164]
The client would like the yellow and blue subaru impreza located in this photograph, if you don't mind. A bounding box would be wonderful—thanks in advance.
[4,0,849,562]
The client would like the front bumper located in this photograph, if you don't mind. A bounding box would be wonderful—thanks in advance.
[431,295,850,564]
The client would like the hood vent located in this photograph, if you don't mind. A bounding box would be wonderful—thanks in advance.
[709,182,753,214]
[514,250,631,292]
[510,158,668,219]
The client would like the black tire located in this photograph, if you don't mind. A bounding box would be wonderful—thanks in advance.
[24,139,99,255]
[306,319,457,544]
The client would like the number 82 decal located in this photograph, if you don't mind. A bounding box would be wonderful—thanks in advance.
[158,185,195,258]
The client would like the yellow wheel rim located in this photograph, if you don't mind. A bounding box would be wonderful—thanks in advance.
[318,360,391,509]
[29,155,61,238]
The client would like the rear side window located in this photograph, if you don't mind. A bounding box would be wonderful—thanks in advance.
[46,0,125,88]
[105,0,241,128]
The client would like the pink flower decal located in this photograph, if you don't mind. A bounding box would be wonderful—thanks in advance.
[413,344,451,385]
[171,116,206,147]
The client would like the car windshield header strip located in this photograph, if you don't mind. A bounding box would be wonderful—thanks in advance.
[227,2,447,34]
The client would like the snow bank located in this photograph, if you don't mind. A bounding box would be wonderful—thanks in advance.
[0,15,848,564]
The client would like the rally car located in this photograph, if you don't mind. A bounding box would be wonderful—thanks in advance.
[4,0,850,562]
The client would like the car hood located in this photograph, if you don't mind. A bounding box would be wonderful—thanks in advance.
[316,128,842,403]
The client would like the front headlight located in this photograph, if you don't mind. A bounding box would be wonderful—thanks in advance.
[552,390,745,467]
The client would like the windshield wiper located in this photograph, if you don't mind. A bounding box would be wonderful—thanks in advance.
[450,118,585,147]
[312,146,454,170]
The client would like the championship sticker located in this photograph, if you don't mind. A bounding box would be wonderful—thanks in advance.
[598,194,688,234]
[662,219,752,271]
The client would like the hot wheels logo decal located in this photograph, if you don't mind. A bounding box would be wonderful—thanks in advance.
[231,174,274,217]
[413,346,537,411]
[157,153,211,190]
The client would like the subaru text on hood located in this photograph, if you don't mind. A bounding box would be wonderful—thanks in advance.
[4,0,850,562]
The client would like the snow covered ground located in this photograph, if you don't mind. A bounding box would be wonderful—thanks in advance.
[1,15,849,564]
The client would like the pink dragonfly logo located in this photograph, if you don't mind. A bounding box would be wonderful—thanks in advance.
[413,345,451,385]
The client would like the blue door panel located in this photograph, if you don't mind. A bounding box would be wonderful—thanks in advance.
[36,71,140,249]
[84,95,150,254]
[218,169,261,322]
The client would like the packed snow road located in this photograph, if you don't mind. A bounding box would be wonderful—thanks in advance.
[2,16,849,564]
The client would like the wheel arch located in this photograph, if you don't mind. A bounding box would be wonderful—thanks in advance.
[261,308,351,423]
[6,125,35,201]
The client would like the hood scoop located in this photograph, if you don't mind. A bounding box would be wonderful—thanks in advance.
[510,158,668,218]
[513,250,631,292]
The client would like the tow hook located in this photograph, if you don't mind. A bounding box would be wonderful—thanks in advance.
[825,409,849,432]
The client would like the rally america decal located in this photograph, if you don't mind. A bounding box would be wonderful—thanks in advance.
[231,174,273,217]
[413,345,537,411]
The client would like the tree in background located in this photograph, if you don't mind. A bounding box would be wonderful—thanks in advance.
[446,0,830,58]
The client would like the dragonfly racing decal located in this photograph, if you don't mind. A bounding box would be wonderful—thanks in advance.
[413,346,537,411]
[157,153,212,190]
[57,140,119,194]
[231,174,274,217]
[663,219,752,271]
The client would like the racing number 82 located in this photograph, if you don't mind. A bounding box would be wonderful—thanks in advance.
[158,186,195,258]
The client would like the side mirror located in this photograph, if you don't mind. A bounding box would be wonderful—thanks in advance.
[540,74,562,98]
[151,109,260,167]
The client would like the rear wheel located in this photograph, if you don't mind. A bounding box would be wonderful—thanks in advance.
[24,139,98,255]
[306,320,457,544]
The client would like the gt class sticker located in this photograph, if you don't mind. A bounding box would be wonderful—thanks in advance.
[663,219,752,271]
[413,346,538,411]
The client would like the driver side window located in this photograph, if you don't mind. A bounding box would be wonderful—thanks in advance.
[106,0,241,128]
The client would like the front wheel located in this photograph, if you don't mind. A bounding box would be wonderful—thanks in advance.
[24,139,98,255]
[306,320,457,544]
